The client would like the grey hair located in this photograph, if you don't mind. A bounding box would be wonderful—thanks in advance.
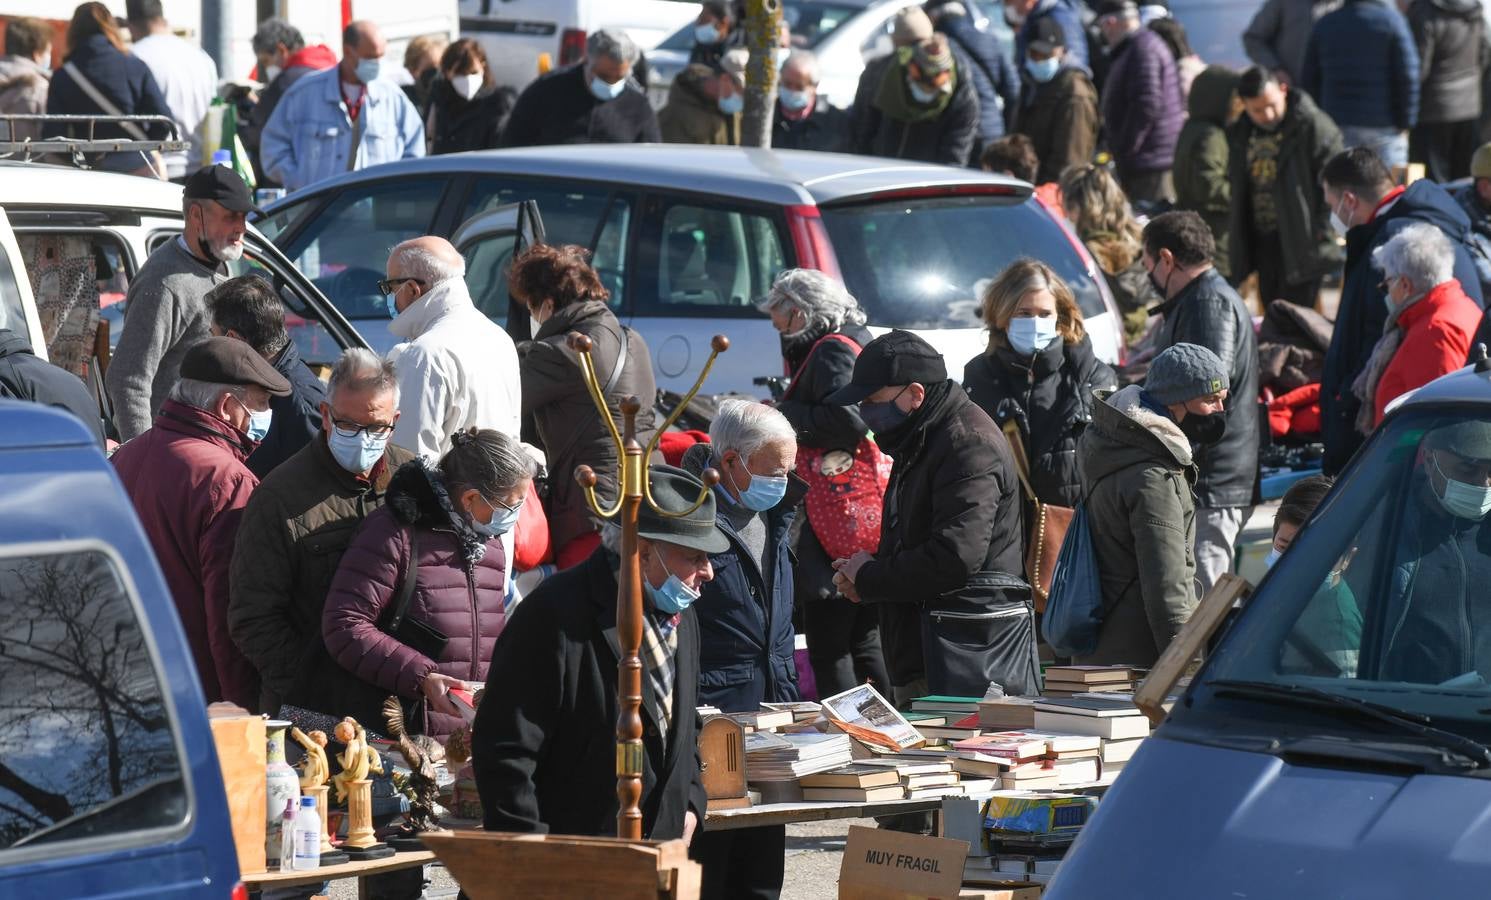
[440,428,537,498]
[327,348,399,406]
[587,29,639,66]
[709,399,797,459]
[389,242,465,285]
[756,268,867,339]
[1372,222,1456,295]
[252,18,304,55]
[169,377,240,411]
[783,50,820,85]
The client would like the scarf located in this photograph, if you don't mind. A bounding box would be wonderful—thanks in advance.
[1351,291,1426,436]
[640,610,680,739]
[873,47,956,123]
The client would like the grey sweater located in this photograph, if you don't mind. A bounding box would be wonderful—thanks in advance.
[106,237,226,439]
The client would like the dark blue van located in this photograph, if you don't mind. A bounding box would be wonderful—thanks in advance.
[1049,363,1491,897]
[0,401,242,898]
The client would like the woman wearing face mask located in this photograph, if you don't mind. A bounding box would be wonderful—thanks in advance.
[965,259,1116,513]
[322,427,533,742]
[508,244,660,569]
[426,39,518,155]
[1354,223,1482,434]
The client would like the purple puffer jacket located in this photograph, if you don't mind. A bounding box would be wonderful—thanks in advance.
[323,461,507,742]
[1100,27,1184,178]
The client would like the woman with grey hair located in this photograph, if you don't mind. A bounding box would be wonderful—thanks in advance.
[1354,222,1482,433]
[322,427,535,741]
[758,267,890,697]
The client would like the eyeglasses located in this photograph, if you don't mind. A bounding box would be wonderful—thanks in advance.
[482,491,523,515]
[376,276,426,295]
[330,418,395,439]
[1378,276,1399,294]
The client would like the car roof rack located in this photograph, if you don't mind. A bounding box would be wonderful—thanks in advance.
[0,115,188,167]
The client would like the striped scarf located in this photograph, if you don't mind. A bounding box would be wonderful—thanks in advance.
[640,612,680,739]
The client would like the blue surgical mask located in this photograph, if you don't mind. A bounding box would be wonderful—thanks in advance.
[385,291,400,319]
[472,495,522,538]
[727,457,789,511]
[1007,316,1060,356]
[719,92,744,115]
[1264,547,1282,570]
[695,23,723,45]
[779,87,811,111]
[232,394,273,443]
[589,74,626,101]
[1025,57,1061,83]
[859,395,910,434]
[355,56,382,85]
[646,547,701,614]
[328,428,389,474]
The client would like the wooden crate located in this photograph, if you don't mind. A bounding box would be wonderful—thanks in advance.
[422,831,700,900]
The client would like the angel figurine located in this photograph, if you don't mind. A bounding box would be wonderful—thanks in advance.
[331,717,384,804]
[290,727,329,790]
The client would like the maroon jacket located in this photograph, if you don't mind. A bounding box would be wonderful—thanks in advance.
[112,399,261,709]
[322,461,508,741]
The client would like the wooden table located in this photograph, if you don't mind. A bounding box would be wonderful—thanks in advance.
[240,850,435,898]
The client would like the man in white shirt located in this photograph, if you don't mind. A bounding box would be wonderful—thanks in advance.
[127,0,218,179]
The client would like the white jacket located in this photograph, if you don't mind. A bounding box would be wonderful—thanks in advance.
[387,277,521,462]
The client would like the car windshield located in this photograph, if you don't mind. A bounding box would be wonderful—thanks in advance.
[820,195,1104,330]
[1200,405,1491,739]
[658,1,861,51]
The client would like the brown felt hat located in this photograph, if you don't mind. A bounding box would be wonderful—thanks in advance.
[179,336,292,396]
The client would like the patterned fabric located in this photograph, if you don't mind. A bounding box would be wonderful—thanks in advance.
[21,234,98,378]
[641,611,680,738]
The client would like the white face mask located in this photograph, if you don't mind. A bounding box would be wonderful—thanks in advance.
[451,72,482,100]
[264,64,282,83]
[907,78,940,105]
[1432,452,1491,520]
[1329,193,1353,238]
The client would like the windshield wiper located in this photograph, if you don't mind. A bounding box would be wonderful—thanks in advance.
[1207,678,1491,770]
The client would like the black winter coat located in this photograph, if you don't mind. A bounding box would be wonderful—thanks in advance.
[427,79,517,154]
[681,443,805,713]
[1154,268,1261,509]
[962,336,1116,509]
[47,34,170,142]
[499,64,660,147]
[246,340,327,480]
[0,328,102,444]
[848,52,981,166]
[1408,0,1487,125]
[472,548,706,840]
[777,324,874,451]
[935,11,1020,146]
[771,97,851,153]
[852,380,1037,696]
[1322,179,1486,473]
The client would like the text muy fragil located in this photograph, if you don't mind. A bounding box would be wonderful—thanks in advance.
[863,849,942,873]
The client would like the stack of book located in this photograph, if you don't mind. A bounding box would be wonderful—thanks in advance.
[977,695,1038,731]
[729,709,796,732]
[1099,734,1144,783]
[1032,696,1150,742]
[761,701,823,724]
[950,731,1103,790]
[798,764,905,802]
[910,695,982,718]
[1041,666,1137,697]
[745,731,854,780]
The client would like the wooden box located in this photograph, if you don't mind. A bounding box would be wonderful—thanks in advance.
[423,831,700,900]
[207,703,267,875]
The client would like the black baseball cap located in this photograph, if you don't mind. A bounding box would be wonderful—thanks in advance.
[637,465,730,554]
[1094,0,1139,17]
[179,336,292,395]
[825,330,947,405]
[1028,17,1066,55]
[183,165,262,215]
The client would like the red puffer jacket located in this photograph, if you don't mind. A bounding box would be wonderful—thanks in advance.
[1373,278,1483,426]
[322,461,507,741]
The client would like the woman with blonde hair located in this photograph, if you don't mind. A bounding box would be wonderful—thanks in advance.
[964,258,1116,509]
[1060,163,1160,347]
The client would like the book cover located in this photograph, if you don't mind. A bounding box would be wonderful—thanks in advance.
[799,764,903,789]
[801,785,907,802]
[1032,696,1144,717]
[820,683,926,751]
[1032,711,1150,741]
[1043,666,1133,684]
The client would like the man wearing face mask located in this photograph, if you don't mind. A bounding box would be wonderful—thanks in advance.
[473,465,719,844]
[770,50,849,153]
[113,337,291,710]
[849,30,981,166]
[1094,0,1184,206]
[241,18,335,187]
[1005,0,1089,73]
[228,349,416,722]
[658,49,746,146]
[260,20,425,193]
[1012,18,1098,185]
[927,0,1020,157]
[680,400,805,900]
[827,330,1039,705]
[1145,211,1260,598]
[500,29,661,148]
[107,165,251,441]
[689,0,737,72]
[1076,343,1223,666]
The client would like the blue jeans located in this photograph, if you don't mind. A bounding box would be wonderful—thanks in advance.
[1340,125,1409,170]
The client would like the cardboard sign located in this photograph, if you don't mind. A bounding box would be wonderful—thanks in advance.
[839,825,969,899]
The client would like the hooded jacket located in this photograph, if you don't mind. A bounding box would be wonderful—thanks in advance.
[1173,66,1240,278]
[1100,27,1184,178]
[520,299,659,552]
[1018,64,1099,185]
[388,277,522,461]
[1322,179,1486,473]
[1154,268,1261,509]
[321,460,508,743]
[848,49,981,166]
[1228,88,1344,288]
[112,400,261,710]
[935,9,1020,145]
[1077,385,1197,667]
[0,328,103,445]
[963,335,1116,509]
[46,34,172,143]
[1302,0,1421,131]
[658,63,739,146]
[0,55,48,140]
[681,443,805,712]
[1407,0,1486,125]
[427,77,518,154]
[499,63,661,148]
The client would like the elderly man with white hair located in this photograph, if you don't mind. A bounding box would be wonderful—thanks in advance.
[771,50,851,153]
[679,398,805,900]
[500,28,660,147]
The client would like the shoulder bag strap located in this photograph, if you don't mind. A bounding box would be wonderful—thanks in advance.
[63,62,148,140]
[1001,419,1039,503]
[782,332,862,402]
[601,324,629,396]
[383,527,421,633]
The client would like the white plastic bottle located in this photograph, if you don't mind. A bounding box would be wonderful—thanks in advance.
[292,796,321,870]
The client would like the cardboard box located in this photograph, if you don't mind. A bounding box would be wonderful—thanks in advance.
[207,703,266,875]
[840,825,968,899]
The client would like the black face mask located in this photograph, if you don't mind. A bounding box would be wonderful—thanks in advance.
[1180,412,1226,447]
[1147,259,1171,299]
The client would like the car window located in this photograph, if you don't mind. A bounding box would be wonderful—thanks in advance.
[0,234,27,341]
[462,178,615,256]
[254,198,314,244]
[16,232,131,376]
[658,1,861,50]
[0,549,187,853]
[634,198,786,317]
[592,197,631,308]
[282,178,445,321]
[820,195,1104,329]
[227,249,343,370]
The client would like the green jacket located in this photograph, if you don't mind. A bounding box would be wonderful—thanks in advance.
[1077,385,1197,667]
[658,63,739,146]
[1227,87,1344,287]
[1173,66,1238,278]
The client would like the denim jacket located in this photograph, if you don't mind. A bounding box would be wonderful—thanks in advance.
[260,66,424,192]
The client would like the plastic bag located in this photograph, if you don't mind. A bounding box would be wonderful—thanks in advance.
[1039,503,1106,658]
